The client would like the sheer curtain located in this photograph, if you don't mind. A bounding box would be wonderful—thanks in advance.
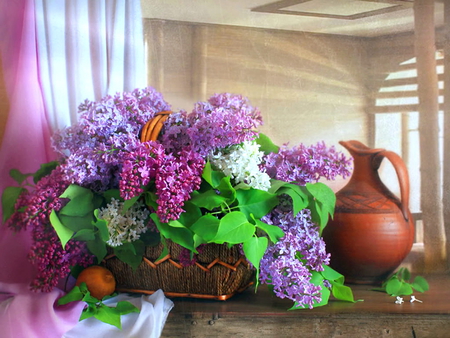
[35,0,147,130]
[0,1,172,338]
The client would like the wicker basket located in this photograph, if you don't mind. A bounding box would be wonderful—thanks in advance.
[103,241,254,300]
[103,112,255,300]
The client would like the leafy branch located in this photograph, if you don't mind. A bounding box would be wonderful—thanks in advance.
[372,267,429,297]
[58,282,139,329]
[290,265,361,309]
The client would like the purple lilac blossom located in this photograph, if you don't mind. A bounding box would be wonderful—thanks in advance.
[160,93,263,156]
[259,198,330,309]
[154,149,205,223]
[52,87,171,192]
[119,141,165,200]
[5,167,94,292]
[262,141,352,185]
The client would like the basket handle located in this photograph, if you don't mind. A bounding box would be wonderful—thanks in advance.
[140,111,172,142]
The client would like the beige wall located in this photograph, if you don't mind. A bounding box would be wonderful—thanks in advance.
[144,20,370,151]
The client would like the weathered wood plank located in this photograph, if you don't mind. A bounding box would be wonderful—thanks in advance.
[161,274,450,337]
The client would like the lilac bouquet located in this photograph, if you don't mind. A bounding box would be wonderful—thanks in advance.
[3,87,354,309]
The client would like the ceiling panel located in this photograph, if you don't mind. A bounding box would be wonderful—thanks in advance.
[141,0,444,38]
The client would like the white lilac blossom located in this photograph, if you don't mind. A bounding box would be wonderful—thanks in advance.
[208,141,271,191]
[410,295,423,303]
[98,198,150,247]
[395,296,404,304]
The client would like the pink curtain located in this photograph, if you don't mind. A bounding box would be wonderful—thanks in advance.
[0,0,55,284]
[0,1,83,337]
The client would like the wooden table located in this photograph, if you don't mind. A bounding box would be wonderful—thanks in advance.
[162,274,450,337]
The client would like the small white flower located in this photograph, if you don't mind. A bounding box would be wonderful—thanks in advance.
[98,198,149,247]
[410,295,423,303]
[395,296,404,304]
[208,140,271,191]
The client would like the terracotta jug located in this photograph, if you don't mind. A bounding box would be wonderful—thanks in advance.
[322,140,415,285]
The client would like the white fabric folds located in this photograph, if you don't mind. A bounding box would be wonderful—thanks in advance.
[62,290,174,338]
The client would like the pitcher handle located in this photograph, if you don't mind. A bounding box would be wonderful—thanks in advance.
[375,150,410,221]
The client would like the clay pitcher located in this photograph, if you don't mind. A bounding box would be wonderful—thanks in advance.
[322,140,415,285]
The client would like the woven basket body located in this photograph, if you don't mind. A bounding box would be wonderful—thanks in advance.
[103,241,254,300]
[103,112,254,300]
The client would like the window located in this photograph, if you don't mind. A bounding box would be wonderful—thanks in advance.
[374,51,444,242]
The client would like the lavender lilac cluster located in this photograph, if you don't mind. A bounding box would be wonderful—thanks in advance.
[259,198,329,309]
[259,142,351,309]
[160,93,263,156]
[263,141,352,185]
[52,87,171,193]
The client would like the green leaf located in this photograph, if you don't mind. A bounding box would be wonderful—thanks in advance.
[93,210,110,242]
[255,133,279,155]
[193,233,206,247]
[156,236,169,261]
[305,182,336,210]
[216,176,237,201]
[398,267,410,282]
[321,265,345,285]
[122,194,141,214]
[80,305,97,321]
[82,292,102,304]
[385,278,402,296]
[57,285,84,305]
[151,214,195,251]
[190,214,220,242]
[254,218,284,244]
[397,282,413,296]
[242,236,268,271]
[144,191,158,210]
[72,228,96,241]
[49,210,74,249]
[212,211,255,244]
[59,214,94,232]
[2,186,27,223]
[411,276,429,293]
[9,168,32,185]
[268,179,288,194]
[94,304,122,329]
[102,189,122,203]
[276,184,309,216]
[330,281,355,302]
[243,236,267,288]
[87,235,107,263]
[189,189,227,210]
[202,161,225,188]
[177,201,202,228]
[92,209,109,242]
[139,230,161,247]
[59,185,95,217]
[115,301,140,315]
[60,184,92,200]
[236,189,278,220]
[114,241,145,270]
[33,161,59,184]
[305,183,336,229]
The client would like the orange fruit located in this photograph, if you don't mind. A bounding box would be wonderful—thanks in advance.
[75,266,116,300]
